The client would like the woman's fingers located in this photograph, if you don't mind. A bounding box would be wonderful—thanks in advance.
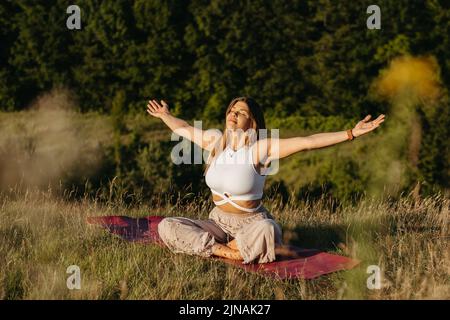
[355,114,385,133]
[147,101,158,115]
[147,107,156,116]
[147,101,156,113]
[374,115,385,125]
[152,99,162,109]
[368,118,384,129]
[375,114,384,121]
[147,99,168,116]
[148,100,161,112]
[360,114,385,129]
[358,115,370,125]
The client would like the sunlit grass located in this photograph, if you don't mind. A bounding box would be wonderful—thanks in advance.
[0,185,448,300]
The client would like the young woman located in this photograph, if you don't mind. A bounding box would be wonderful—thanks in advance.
[146,97,385,264]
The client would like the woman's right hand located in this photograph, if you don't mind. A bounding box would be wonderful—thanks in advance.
[147,99,170,118]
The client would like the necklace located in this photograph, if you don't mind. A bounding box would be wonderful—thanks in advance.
[227,145,246,158]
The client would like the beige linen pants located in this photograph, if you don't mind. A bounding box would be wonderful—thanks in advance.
[157,205,282,264]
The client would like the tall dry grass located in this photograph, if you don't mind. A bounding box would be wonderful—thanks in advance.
[0,184,448,300]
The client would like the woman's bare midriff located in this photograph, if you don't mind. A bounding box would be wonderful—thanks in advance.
[212,194,261,214]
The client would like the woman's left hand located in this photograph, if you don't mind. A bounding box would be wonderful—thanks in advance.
[352,114,386,137]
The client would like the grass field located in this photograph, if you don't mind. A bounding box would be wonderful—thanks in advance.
[1,185,448,300]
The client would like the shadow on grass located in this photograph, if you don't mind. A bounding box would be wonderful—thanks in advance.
[285,224,347,252]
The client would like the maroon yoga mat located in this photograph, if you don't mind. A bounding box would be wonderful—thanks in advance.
[86,215,360,280]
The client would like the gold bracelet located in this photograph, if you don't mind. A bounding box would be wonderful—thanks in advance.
[346,129,355,141]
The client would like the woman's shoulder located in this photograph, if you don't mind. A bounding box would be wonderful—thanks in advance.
[249,138,271,153]
[249,139,271,172]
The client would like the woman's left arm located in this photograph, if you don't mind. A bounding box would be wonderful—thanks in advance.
[268,114,386,160]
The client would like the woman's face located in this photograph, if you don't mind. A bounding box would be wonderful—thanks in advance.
[226,101,252,131]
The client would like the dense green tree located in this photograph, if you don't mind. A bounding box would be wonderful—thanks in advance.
[5,1,75,109]
[0,0,448,197]
[0,2,17,110]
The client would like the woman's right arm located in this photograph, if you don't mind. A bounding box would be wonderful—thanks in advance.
[147,99,220,151]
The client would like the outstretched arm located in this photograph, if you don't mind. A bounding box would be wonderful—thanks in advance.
[147,99,220,151]
[259,114,386,162]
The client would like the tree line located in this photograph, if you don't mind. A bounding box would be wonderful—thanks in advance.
[1,0,449,199]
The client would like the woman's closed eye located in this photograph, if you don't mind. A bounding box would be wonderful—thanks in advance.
[230,109,249,118]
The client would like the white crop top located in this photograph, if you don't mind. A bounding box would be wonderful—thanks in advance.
[205,143,267,212]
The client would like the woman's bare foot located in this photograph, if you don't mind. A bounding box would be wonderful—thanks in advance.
[226,239,239,251]
[275,245,301,258]
[225,241,300,260]
[212,243,243,260]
